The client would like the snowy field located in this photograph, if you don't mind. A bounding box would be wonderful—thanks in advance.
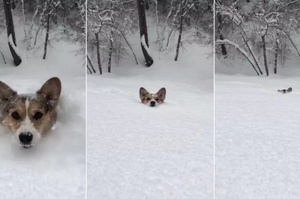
[0,23,86,198]
[216,58,300,198]
[87,42,213,198]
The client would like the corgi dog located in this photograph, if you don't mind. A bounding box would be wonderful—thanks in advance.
[277,87,292,94]
[0,77,61,148]
[139,87,166,107]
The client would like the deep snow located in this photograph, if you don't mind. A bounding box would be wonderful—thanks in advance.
[0,19,86,199]
[87,39,213,198]
[215,74,300,199]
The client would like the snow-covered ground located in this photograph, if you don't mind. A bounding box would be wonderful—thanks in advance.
[87,41,213,198]
[0,20,86,198]
[216,54,300,197]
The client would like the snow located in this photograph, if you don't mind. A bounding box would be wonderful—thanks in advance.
[0,21,86,198]
[215,74,300,199]
[87,41,213,198]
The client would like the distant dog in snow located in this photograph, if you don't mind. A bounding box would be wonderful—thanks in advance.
[277,87,292,94]
[139,87,166,107]
[0,77,61,148]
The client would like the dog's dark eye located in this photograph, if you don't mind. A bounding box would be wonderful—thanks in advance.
[146,98,151,101]
[33,112,43,120]
[155,98,159,101]
[11,111,21,120]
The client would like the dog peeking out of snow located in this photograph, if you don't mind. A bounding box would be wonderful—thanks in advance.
[139,87,166,107]
[277,87,292,94]
[0,77,61,148]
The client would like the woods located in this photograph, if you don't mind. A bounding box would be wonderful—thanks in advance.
[0,0,85,65]
[3,0,22,66]
[87,0,212,74]
[216,0,300,76]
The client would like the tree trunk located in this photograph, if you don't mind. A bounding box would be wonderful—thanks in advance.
[3,0,22,66]
[240,31,263,75]
[108,29,113,73]
[258,0,268,75]
[174,5,184,61]
[261,35,268,76]
[95,32,102,75]
[274,34,279,74]
[217,14,227,56]
[137,0,153,67]
[43,13,51,59]
[87,55,96,73]
[1,51,7,64]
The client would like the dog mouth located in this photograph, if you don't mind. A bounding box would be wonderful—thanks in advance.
[21,144,32,149]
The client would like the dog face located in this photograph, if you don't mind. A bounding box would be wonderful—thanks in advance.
[278,87,292,94]
[139,87,166,107]
[0,77,61,148]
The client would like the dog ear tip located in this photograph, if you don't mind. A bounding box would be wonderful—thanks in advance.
[50,77,61,82]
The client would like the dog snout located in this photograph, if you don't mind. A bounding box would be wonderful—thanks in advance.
[19,132,33,145]
[150,101,156,107]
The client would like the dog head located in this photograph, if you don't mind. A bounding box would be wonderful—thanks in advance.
[139,87,166,107]
[0,77,61,148]
[278,87,292,94]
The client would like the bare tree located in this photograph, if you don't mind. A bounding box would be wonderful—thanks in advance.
[43,0,61,59]
[3,0,22,66]
[137,0,153,67]
[94,31,102,74]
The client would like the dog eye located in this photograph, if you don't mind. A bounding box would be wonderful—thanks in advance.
[33,112,43,120]
[155,98,159,101]
[146,98,151,101]
[11,111,21,120]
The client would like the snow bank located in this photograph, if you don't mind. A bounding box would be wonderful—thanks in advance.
[216,74,300,199]
[87,41,213,198]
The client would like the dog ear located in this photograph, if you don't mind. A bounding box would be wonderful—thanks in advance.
[139,87,149,101]
[156,87,166,101]
[0,81,17,103]
[37,77,61,109]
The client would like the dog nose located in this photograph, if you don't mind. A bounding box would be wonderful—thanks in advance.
[150,101,156,107]
[19,132,33,144]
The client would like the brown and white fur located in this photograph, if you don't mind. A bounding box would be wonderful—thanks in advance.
[139,87,166,107]
[0,77,61,148]
[278,87,292,94]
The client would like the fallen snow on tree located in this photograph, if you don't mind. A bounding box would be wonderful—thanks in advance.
[8,34,23,61]
[140,34,153,58]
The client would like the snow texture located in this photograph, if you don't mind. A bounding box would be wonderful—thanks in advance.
[0,26,86,198]
[87,43,213,199]
[216,74,300,199]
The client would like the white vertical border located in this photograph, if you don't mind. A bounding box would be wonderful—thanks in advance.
[85,0,88,198]
[213,0,216,199]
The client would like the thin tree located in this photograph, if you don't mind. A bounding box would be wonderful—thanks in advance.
[217,13,227,56]
[3,0,22,66]
[174,0,187,61]
[137,0,153,67]
[258,0,268,75]
[43,1,60,60]
[95,31,102,75]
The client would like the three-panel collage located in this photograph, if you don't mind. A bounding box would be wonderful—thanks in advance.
[0,0,299,199]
